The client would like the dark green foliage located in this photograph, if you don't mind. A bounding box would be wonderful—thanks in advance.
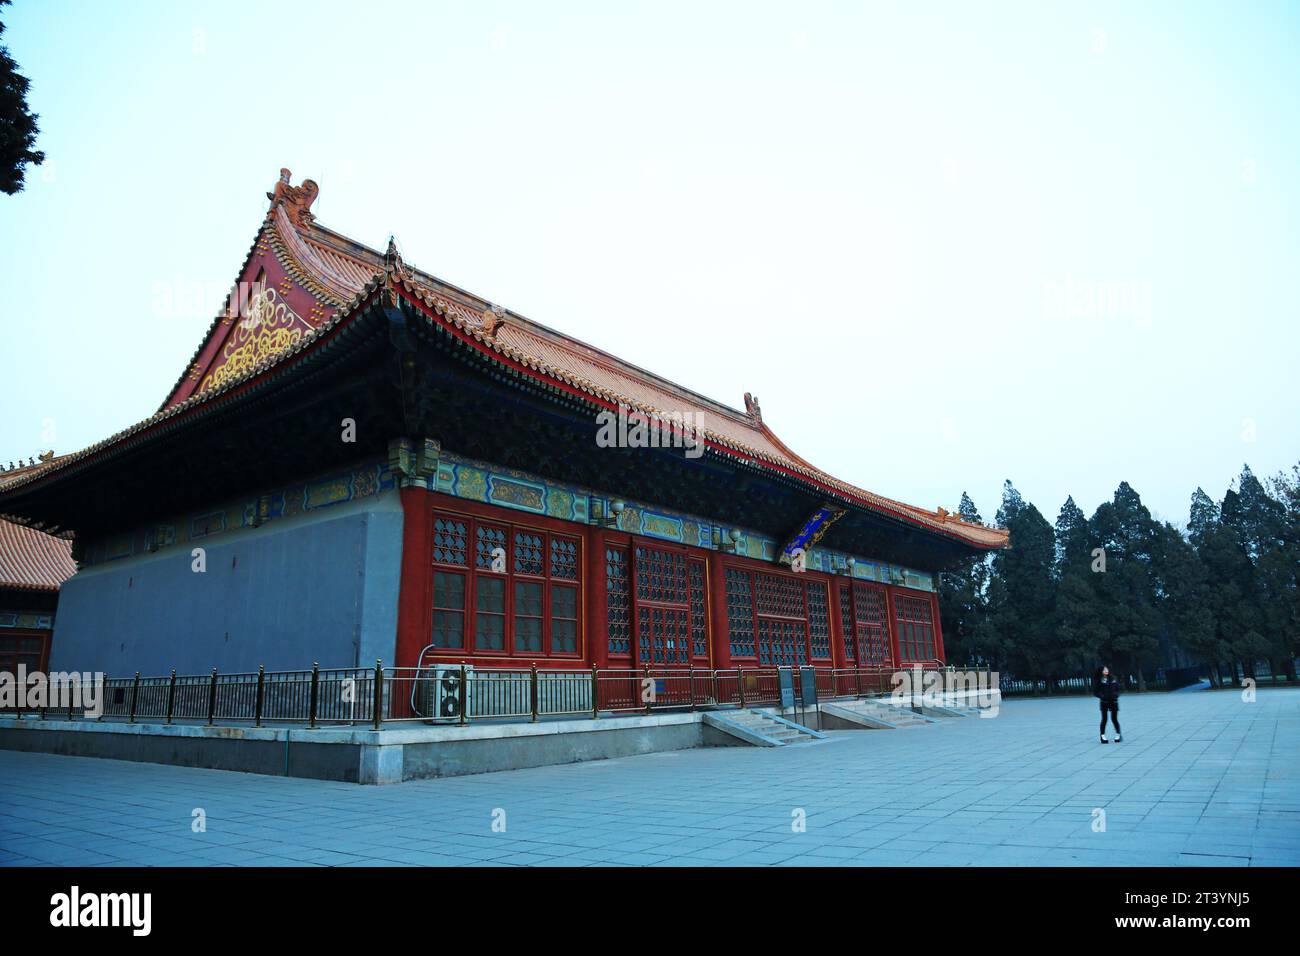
[936,463,1298,689]
[1,1,44,195]
[937,492,991,664]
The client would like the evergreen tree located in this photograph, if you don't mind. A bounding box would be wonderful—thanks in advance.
[1052,497,1107,677]
[1,1,44,194]
[1151,521,1218,683]
[937,492,991,664]
[1199,485,1265,684]
[1089,483,1162,689]
[1053,495,1090,577]
[988,481,1057,684]
[1222,465,1293,680]
[1188,487,1219,549]
[1265,464,1300,680]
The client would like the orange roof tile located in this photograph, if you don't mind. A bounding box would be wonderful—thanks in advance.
[0,517,76,591]
[3,171,1008,553]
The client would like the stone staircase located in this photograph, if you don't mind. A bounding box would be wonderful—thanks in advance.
[820,697,935,730]
[702,708,824,747]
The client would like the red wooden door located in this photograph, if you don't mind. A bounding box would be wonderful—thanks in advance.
[854,584,893,668]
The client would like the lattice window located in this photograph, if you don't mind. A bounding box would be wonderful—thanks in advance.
[431,511,581,657]
[725,568,755,659]
[432,571,465,649]
[807,582,832,660]
[513,532,544,576]
[688,560,708,659]
[755,573,804,618]
[550,536,578,580]
[606,547,631,657]
[475,524,506,570]
[839,585,856,662]
[636,546,688,604]
[894,593,935,662]
[433,516,468,566]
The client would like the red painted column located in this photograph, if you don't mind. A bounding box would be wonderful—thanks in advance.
[707,551,731,669]
[884,584,903,666]
[585,526,609,669]
[930,590,946,664]
[827,575,848,671]
[394,486,432,669]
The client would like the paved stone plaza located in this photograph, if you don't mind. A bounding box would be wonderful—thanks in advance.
[1,688,1297,867]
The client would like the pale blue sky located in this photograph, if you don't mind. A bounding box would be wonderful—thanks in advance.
[2,0,1297,528]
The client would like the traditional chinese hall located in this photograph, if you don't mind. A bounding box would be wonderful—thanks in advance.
[0,170,1007,685]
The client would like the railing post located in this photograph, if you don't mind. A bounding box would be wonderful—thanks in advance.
[644,664,652,714]
[590,665,599,719]
[129,672,140,723]
[254,665,265,728]
[738,667,746,708]
[166,669,177,724]
[688,664,696,711]
[530,663,539,722]
[372,659,383,731]
[207,668,218,726]
[307,662,320,729]
[457,662,468,726]
[855,667,863,697]
[98,674,107,721]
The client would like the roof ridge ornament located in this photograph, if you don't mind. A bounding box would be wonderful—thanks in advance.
[266,168,319,227]
[744,392,762,423]
[481,304,506,338]
[384,236,404,273]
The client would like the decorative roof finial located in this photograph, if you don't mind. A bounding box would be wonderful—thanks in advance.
[744,392,762,423]
[480,304,506,338]
[266,167,319,226]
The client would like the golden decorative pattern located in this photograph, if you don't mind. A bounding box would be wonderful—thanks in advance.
[200,289,306,394]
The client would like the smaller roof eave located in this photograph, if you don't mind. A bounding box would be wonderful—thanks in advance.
[0,277,393,507]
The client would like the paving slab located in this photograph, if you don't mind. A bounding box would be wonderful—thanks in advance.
[1,687,1297,866]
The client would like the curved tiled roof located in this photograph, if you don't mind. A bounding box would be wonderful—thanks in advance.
[251,196,1006,550]
[0,518,76,591]
[0,172,1008,552]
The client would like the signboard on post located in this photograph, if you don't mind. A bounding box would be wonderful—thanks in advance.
[778,668,796,710]
[799,666,818,707]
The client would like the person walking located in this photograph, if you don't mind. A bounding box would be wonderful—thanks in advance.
[1093,665,1122,743]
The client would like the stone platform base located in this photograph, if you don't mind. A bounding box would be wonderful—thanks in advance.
[0,713,745,784]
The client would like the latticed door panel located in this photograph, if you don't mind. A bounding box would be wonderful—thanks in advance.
[725,568,756,659]
[631,545,706,666]
[838,585,858,663]
[852,583,893,667]
[638,605,691,664]
[750,571,812,665]
[605,547,631,658]
[806,583,833,661]
[757,617,806,666]
[635,546,688,604]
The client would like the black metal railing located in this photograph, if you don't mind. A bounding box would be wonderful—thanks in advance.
[2,660,956,728]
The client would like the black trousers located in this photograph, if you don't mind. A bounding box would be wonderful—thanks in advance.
[1099,701,1120,734]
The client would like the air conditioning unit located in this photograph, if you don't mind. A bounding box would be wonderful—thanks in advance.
[417,664,474,722]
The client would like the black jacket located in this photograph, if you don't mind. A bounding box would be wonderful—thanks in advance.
[1094,674,1122,704]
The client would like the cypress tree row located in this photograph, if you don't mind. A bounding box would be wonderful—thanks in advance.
[939,463,1300,690]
